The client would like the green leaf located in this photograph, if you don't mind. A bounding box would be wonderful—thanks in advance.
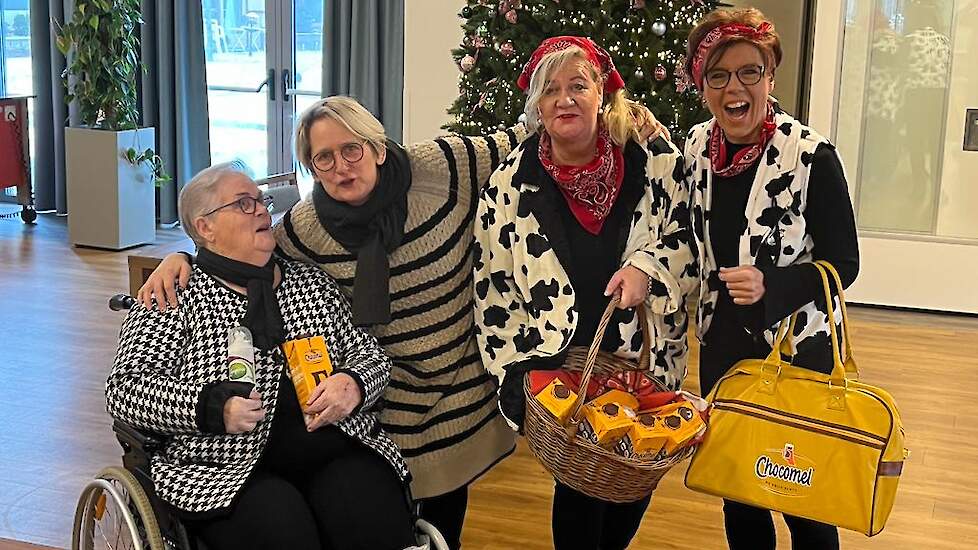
[88,15,99,30]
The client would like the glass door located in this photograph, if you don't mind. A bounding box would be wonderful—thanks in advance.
[201,0,322,195]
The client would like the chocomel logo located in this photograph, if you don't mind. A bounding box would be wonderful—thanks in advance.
[754,443,815,495]
[304,349,324,364]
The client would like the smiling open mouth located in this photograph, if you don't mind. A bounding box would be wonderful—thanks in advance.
[724,101,751,118]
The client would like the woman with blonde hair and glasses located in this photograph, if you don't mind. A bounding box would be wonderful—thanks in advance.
[683,8,859,549]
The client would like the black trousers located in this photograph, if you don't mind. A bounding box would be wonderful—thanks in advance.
[551,480,651,550]
[417,484,469,550]
[184,429,416,550]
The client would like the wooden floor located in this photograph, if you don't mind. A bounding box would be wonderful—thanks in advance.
[1,214,976,549]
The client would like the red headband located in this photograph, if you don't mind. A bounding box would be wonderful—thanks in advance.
[517,36,625,95]
[690,22,774,91]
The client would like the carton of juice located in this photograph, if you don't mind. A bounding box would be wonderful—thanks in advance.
[534,379,579,423]
[282,336,333,408]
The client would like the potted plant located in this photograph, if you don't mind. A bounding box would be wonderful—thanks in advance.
[56,0,167,249]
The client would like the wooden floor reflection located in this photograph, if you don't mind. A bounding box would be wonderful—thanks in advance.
[1,214,975,549]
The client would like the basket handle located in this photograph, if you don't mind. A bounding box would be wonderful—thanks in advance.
[562,294,652,436]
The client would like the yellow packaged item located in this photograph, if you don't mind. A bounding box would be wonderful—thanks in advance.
[282,336,333,407]
[589,389,639,412]
[660,406,706,455]
[582,402,633,446]
[685,261,907,536]
[535,379,578,423]
[628,414,668,455]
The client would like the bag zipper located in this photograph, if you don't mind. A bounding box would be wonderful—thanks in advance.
[713,399,887,450]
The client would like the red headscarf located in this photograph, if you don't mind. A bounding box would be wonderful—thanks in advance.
[517,36,625,94]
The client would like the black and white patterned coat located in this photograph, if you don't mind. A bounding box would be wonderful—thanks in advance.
[685,108,846,357]
[473,137,697,427]
[105,260,408,515]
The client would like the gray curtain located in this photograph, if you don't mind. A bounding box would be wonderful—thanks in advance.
[30,0,68,214]
[322,0,404,141]
[140,0,211,225]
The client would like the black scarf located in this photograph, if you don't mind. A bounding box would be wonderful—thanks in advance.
[312,140,412,326]
[196,247,286,350]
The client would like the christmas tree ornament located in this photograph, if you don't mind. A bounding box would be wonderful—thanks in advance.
[634,68,645,79]
[652,20,667,36]
[500,41,516,58]
[505,9,518,24]
[473,35,487,49]
[460,54,477,73]
[461,6,473,18]
[630,0,646,9]
[655,64,667,81]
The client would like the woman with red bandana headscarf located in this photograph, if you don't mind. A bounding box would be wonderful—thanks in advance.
[683,8,859,549]
[474,36,697,549]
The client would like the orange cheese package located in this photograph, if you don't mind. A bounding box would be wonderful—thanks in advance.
[588,389,639,412]
[282,336,333,408]
[581,402,634,446]
[659,404,706,455]
[534,379,579,423]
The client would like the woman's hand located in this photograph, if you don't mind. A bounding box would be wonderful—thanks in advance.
[605,266,650,309]
[304,373,363,431]
[626,100,671,143]
[224,390,265,434]
[719,266,766,305]
[137,253,193,311]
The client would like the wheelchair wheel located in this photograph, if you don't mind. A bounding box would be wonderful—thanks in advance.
[415,518,450,550]
[72,466,165,550]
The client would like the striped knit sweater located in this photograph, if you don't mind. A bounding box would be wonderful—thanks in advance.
[273,126,528,499]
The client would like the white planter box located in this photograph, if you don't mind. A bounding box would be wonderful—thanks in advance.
[65,126,157,249]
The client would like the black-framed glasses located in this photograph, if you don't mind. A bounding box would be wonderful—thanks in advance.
[202,193,273,217]
[312,141,366,172]
[705,64,766,90]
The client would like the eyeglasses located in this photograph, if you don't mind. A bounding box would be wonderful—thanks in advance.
[704,64,766,90]
[202,193,273,217]
[312,141,366,172]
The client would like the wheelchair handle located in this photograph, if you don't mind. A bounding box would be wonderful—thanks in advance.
[109,294,137,311]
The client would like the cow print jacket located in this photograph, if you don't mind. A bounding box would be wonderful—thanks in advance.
[474,135,698,427]
[684,106,848,359]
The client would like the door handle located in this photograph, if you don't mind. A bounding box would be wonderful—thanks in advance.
[281,69,291,102]
[256,68,276,101]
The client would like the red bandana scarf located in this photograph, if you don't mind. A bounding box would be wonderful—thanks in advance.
[539,126,624,235]
[709,100,777,178]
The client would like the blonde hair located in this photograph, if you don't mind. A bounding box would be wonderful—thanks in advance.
[522,46,635,147]
[294,96,388,174]
[178,162,253,247]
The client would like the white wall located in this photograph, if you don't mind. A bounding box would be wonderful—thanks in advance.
[809,0,978,313]
[402,0,466,144]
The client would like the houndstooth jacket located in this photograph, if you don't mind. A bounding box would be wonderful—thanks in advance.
[106,259,409,516]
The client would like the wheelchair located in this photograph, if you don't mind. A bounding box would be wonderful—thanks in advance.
[72,294,448,550]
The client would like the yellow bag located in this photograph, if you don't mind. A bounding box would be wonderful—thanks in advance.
[685,261,907,536]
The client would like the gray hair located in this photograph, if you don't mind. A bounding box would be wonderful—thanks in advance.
[294,96,388,175]
[522,46,601,134]
[178,162,254,247]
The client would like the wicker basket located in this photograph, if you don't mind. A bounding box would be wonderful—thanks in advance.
[523,295,696,503]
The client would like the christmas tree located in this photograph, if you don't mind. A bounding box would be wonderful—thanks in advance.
[445,0,720,142]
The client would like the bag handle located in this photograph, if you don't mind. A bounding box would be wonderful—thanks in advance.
[563,294,652,435]
[811,262,853,386]
[814,260,858,379]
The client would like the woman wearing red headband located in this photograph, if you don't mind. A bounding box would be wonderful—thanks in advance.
[474,36,696,549]
[684,8,858,549]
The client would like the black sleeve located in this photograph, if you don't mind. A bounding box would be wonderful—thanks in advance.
[195,381,254,434]
[499,355,564,432]
[758,143,860,326]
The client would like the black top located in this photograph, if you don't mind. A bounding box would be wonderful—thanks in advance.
[700,142,859,395]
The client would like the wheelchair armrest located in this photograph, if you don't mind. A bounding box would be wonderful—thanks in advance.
[112,419,166,454]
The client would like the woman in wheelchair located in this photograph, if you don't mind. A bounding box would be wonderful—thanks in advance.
[105,163,424,550]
